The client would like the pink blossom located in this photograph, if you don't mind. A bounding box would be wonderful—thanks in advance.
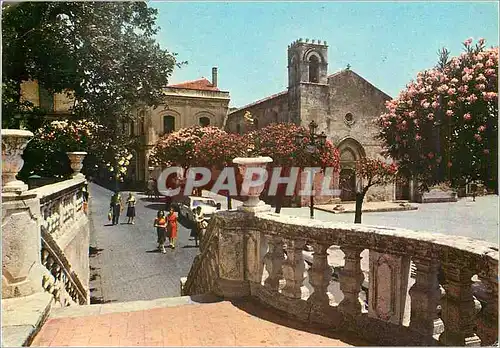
[458,85,469,93]
[427,113,435,121]
[450,78,459,85]
[463,67,473,75]
[427,152,434,159]
[475,62,484,69]
[409,111,416,118]
[448,100,456,107]
[484,149,490,155]
[484,68,496,76]
[476,74,487,82]
[464,38,473,46]
[485,59,495,67]
[466,94,478,103]
[431,101,440,109]
[423,102,430,109]
[478,125,486,132]
[437,84,449,93]
[463,113,472,121]
[447,88,456,96]
[474,134,482,142]
[446,110,454,117]
[476,84,486,91]
[415,134,422,141]
[478,38,485,45]
[482,91,498,101]
[462,74,473,83]
[447,161,453,168]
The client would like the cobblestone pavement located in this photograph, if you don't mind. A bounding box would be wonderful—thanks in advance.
[31,299,366,347]
[284,195,498,244]
[88,183,199,303]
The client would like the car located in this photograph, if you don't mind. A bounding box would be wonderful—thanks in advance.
[175,196,221,222]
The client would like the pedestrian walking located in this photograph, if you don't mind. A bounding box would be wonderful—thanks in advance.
[147,177,155,199]
[193,206,207,247]
[166,206,178,249]
[189,208,199,247]
[154,210,167,253]
[126,193,136,224]
[109,191,123,225]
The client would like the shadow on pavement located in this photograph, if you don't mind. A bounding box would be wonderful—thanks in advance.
[182,245,198,249]
[189,293,223,304]
[229,297,373,346]
[146,249,162,253]
[103,223,115,227]
[145,203,165,211]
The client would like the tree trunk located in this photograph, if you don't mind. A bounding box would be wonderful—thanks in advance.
[227,192,232,210]
[275,190,283,214]
[354,191,365,224]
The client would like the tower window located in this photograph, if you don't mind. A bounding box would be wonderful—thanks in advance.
[163,116,175,134]
[199,116,210,127]
[309,55,319,83]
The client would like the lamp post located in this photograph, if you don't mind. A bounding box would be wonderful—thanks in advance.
[295,120,327,219]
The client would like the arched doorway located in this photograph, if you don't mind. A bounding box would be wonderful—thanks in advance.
[337,138,366,202]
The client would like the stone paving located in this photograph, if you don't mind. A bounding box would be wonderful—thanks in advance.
[30,298,366,347]
[88,183,200,302]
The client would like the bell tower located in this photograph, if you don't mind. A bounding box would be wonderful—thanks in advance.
[287,38,329,124]
[287,38,328,87]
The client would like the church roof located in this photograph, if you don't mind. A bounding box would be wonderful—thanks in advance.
[328,69,392,100]
[228,90,288,114]
[168,78,220,91]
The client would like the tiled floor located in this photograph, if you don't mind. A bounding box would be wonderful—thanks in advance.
[31,300,367,346]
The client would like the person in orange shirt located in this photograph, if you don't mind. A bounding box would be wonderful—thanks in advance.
[166,206,178,249]
[154,210,167,253]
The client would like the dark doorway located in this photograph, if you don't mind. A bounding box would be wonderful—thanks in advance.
[395,176,410,200]
[340,168,356,201]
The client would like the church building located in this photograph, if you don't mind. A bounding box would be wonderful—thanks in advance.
[225,38,410,202]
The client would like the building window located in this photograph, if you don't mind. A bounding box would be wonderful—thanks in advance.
[236,124,241,134]
[130,121,135,136]
[309,55,319,83]
[39,86,54,112]
[344,112,355,126]
[199,117,210,127]
[163,116,175,134]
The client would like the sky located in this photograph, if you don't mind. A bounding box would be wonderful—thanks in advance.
[150,1,499,108]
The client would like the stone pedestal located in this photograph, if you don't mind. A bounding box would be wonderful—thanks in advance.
[233,156,273,213]
[2,129,33,193]
[2,192,45,298]
[368,251,410,325]
[66,152,87,178]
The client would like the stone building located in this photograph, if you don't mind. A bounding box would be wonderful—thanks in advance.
[134,67,231,182]
[226,39,408,202]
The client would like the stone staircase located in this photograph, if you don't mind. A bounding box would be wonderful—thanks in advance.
[29,294,365,347]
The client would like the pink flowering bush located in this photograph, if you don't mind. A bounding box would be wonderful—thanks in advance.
[194,132,249,168]
[377,38,498,190]
[149,126,225,168]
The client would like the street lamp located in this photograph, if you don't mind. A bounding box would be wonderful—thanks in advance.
[295,120,327,219]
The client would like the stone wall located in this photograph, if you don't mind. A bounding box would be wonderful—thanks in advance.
[184,210,498,346]
[225,91,289,134]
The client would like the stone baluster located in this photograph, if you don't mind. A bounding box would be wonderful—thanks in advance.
[338,246,364,316]
[476,263,498,345]
[307,243,332,307]
[282,239,308,299]
[263,236,285,291]
[439,258,481,346]
[408,257,442,338]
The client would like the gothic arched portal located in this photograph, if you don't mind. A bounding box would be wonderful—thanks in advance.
[337,138,366,201]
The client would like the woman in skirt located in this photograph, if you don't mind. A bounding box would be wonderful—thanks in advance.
[126,193,136,224]
[154,210,167,253]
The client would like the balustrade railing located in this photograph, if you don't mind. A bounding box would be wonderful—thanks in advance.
[185,211,498,346]
[30,178,89,306]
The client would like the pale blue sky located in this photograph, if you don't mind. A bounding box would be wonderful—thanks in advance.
[150,1,499,108]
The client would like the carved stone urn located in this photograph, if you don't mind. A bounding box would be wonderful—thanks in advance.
[66,151,87,178]
[233,156,273,212]
[1,129,34,193]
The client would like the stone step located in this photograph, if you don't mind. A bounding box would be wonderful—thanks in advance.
[50,293,222,319]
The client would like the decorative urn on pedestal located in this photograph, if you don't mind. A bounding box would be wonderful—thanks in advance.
[66,152,87,178]
[233,156,273,212]
[1,129,34,193]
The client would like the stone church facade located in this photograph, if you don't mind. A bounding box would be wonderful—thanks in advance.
[226,39,408,202]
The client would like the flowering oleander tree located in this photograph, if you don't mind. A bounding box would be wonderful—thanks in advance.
[377,38,498,192]
[20,119,102,179]
[149,126,226,169]
[246,122,341,213]
[194,132,249,168]
[343,158,398,223]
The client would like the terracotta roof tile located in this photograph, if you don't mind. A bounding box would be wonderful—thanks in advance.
[168,78,220,91]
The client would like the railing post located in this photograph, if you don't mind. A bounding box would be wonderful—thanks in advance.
[439,258,481,346]
[282,239,308,299]
[338,246,364,316]
[408,257,442,338]
[263,236,284,291]
[476,261,498,346]
[307,243,332,307]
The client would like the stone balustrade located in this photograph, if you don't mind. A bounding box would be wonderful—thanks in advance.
[2,177,90,306]
[183,210,498,346]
